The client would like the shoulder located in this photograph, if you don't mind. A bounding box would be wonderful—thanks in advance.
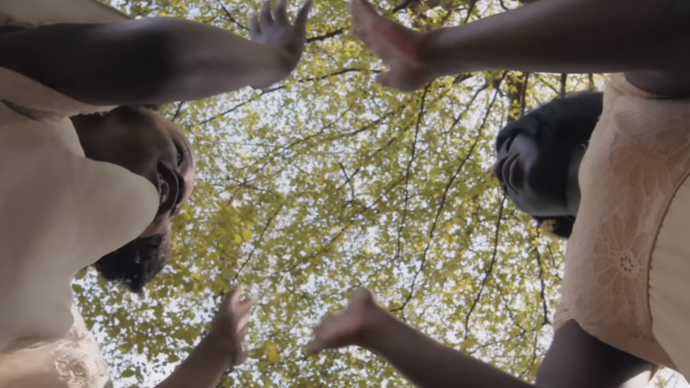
[0,146,158,266]
[621,71,690,99]
[63,155,160,259]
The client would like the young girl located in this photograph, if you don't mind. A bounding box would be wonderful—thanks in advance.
[309,0,690,386]
[0,0,310,387]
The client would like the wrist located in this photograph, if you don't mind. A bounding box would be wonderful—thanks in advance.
[200,330,238,365]
[417,28,466,79]
[248,50,297,89]
[356,303,397,351]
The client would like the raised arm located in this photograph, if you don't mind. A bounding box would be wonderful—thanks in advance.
[140,286,255,388]
[308,289,653,388]
[350,0,690,96]
[0,0,311,107]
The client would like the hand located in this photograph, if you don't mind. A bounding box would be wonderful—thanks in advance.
[209,285,256,366]
[307,289,385,354]
[350,0,431,92]
[249,0,313,77]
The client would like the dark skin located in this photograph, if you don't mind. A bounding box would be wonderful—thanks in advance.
[0,0,311,237]
[305,0,678,386]
[70,110,196,237]
[349,0,690,97]
[0,0,312,105]
[308,290,653,388]
[494,130,583,218]
[0,1,311,386]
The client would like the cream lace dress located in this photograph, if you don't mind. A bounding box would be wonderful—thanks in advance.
[555,74,690,376]
[0,63,158,388]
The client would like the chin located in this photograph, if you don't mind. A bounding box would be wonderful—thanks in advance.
[512,192,565,218]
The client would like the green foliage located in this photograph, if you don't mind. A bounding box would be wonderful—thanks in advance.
[75,0,679,387]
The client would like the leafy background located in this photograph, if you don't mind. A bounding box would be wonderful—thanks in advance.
[74,0,688,387]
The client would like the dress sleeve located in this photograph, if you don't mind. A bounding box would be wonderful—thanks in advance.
[553,295,574,331]
[0,65,157,353]
[0,66,116,120]
[607,73,663,100]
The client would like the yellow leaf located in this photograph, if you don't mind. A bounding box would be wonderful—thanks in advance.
[234,234,242,244]
[242,229,253,240]
[267,349,281,363]
[248,348,265,359]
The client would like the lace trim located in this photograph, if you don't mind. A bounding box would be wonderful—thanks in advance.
[52,325,110,388]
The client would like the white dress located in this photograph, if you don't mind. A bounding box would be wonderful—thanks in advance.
[0,3,153,387]
[554,74,690,377]
[0,66,158,387]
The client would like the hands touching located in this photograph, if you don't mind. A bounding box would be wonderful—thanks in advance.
[249,0,313,80]
[247,0,431,92]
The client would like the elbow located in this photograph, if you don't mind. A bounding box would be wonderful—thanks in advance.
[109,19,189,103]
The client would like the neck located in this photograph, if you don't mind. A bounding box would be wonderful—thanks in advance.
[564,145,585,217]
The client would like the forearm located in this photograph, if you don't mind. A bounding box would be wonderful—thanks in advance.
[361,310,534,388]
[153,333,235,388]
[0,18,288,106]
[421,0,690,76]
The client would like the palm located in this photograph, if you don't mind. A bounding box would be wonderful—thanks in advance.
[308,289,375,354]
[249,0,313,74]
[350,0,427,91]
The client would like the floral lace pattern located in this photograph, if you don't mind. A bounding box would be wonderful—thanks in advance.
[593,215,650,309]
[53,314,111,388]
[556,74,690,367]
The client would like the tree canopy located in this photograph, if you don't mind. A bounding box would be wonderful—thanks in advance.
[75,0,684,387]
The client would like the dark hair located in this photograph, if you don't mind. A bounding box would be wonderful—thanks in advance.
[92,104,169,294]
[496,92,604,239]
[95,234,170,295]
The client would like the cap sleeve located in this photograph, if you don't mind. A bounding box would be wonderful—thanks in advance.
[68,156,160,262]
[0,66,116,120]
[553,295,574,331]
[608,73,663,100]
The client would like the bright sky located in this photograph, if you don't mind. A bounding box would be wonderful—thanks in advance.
[93,1,690,387]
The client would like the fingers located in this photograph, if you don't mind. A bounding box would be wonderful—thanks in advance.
[224,285,243,308]
[234,324,250,365]
[274,0,289,24]
[237,296,257,315]
[236,304,253,331]
[306,313,334,355]
[350,0,379,27]
[260,0,274,25]
[376,71,414,92]
[295,0,313,30]
[248,15,261,39]
[238,319,250,338]
[250,0,312,37]
[306,339,323,355]
[222,286,257,316]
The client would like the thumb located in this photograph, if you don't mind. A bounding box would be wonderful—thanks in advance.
[306,339,324,355]
[374,70,395,89]
[375,66,424,92]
